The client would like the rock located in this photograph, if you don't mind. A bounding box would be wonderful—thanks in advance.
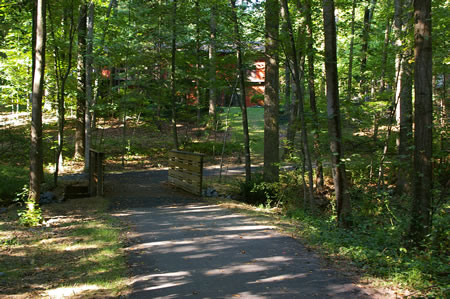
[205,187,217,197]
[0,207,7,214]
[0,272,5,276]
[40,192,56,205]
[226,195,232,200]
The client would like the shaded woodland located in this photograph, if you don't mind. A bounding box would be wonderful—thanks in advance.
[0,0,448,296]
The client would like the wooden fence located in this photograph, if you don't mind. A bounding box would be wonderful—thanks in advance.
[168,150,204,196]
[89,149,105,197]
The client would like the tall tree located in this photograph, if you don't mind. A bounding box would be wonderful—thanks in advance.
[323,0,351,227]
[48,0,76,185]
[394,0,413,195]
[230,0,251,183]
[346,0,356,102]
[75,2,87,159]
[84,1,94,171]
[263,0,280,182]
[29,0,46,207]
[409,0,432,246]
[170,0,179,149]
[303,0,324,189]
[208,2,217,125]
[281,0,315,208]
[359,0,377,97]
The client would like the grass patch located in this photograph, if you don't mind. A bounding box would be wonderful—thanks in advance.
[220,107,265,160]
[0,197,129,297]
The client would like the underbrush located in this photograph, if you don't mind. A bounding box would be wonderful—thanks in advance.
[232,168,449,297]
[181,140,243,156]
[0,164,28,206]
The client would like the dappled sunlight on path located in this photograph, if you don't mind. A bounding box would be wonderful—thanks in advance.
[107,171,378,298]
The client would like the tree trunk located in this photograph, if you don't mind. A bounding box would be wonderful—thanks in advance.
[29,0,46,206]
[323,0,351,227]
[304,0,324,189]
[282,0,315,209]
[84,1,94,172]
[75,3,87,159]
[346,0,356,102]
[359,0,377,98]
[208,3,217,124]
[263,0,280,183]
[171,0,179,149]
[394,0,413,195]
[230,0,251,183]
[409,0,432,246]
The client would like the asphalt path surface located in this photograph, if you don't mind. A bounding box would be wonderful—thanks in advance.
[107,170,377,298]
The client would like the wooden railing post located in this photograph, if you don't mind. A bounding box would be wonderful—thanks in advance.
[89,149,105,197]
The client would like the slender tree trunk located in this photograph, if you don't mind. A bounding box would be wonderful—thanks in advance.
[171,0,179,149]
[323,0,351,227]
[359,0,377,98]
[230,0,251,183]
[409,0,432,246]
[84,1,94,171]
[75,3,87,159]
[195,0,201,128]
[282,0,315,209]
[346,0,356,102]
[49,2,76,186]
[394,0,413,195]
[284,62,291,113]
[30,0,46,206]
[208,3,217,124]
[304,0,324,189]
[263,0,280,183]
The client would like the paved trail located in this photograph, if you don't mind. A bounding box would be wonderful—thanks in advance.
[107,170,378,298]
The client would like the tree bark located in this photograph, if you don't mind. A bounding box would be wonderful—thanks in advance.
[49,1,76,186]
[84,1,94,172]
[208,3,217,124]
[230,0,251,183]
[171,0,179,149]
[29,0,46,206]
[304,0,324,189]
[282,0,315,209]
[263,0,280,183]
[359,0,377,98]
[323,0,351,227]
[346,0,356,102]
[75,3,87,159]
[394,0,413,195]
[409,0,432,246]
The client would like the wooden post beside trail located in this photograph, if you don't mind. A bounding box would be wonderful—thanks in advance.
[168,150,204,196]
[89,149,105,197]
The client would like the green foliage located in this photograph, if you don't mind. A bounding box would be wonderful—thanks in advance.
[0,165,28,205]
[181,140,243,156]
[238,173,280,207]
[14,186,43,227]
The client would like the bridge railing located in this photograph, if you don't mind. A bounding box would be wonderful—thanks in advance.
[168,150,204,196]
[89,149,105,197]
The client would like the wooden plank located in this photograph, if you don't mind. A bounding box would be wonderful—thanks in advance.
[168,176,201,195]
[169,150,204,162]
[169,160,202,172]
[168,169,201,183]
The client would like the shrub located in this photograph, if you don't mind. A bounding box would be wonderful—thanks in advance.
[0,165,29,206]
[238,173,279,207]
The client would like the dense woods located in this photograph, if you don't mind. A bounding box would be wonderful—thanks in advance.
[0,0,448,296]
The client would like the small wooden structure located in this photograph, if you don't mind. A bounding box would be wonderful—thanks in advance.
[168,150,204,196]
[89,149,105,197]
